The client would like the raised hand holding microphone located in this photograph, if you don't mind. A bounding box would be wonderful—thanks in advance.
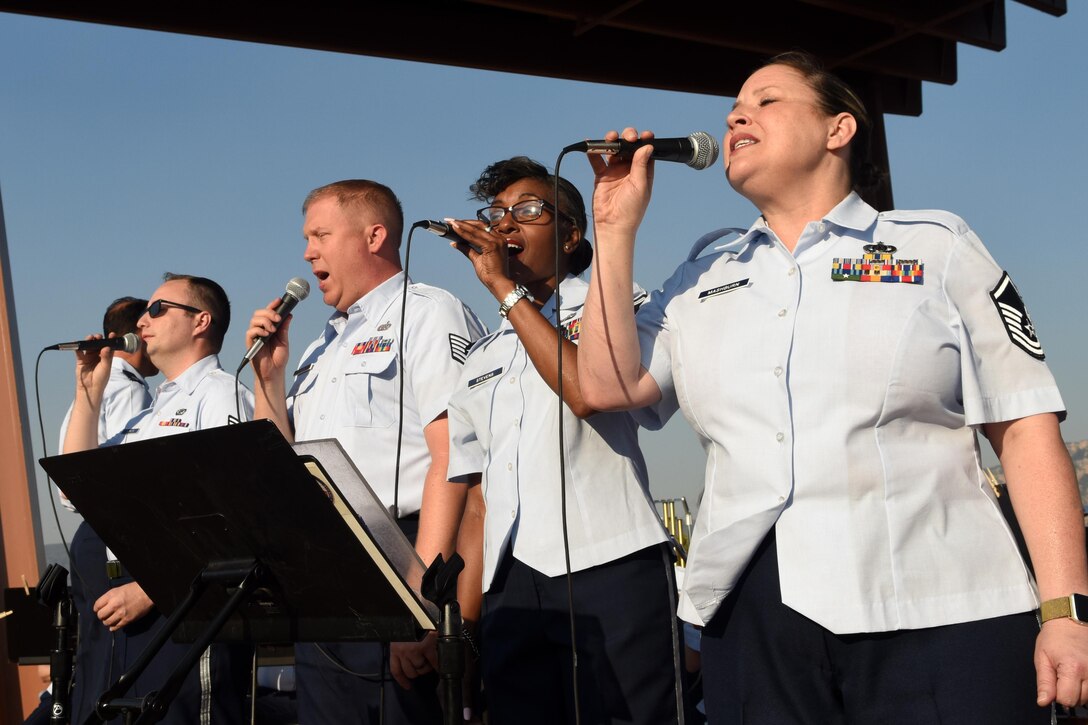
[567,130,719,170]
[238,277,309,373]
[585,127,659,244]
[433,217,518,301]
[47,332,140,353]
[66,333,128,444]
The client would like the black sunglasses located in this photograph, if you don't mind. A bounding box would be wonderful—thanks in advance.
[144,299,204,319]
[476,198,572,227]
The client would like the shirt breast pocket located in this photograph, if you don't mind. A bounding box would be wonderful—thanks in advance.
[288,367,319,404]
[343,351,398,428]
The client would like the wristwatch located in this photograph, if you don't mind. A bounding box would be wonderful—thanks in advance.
[498,284,534,319]
[1040,594,1088,624]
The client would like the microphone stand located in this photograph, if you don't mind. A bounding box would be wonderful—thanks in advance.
[38,563,75,725]
[420,554,465,725]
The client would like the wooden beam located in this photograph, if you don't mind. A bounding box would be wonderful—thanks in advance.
[0,183,46,722]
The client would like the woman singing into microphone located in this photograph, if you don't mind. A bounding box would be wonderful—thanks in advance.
[440,156,680,725]
[577,51,1088,724]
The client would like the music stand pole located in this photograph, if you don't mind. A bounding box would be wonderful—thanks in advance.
[91,561,260,725]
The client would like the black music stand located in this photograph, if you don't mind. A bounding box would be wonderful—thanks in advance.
[40,420,442,724]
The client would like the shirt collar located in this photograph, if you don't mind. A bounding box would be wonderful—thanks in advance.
[113,356,149,388]
[712,191,878,256]
[159,354,222,396]
[324,271,408,336]
[824,191,879,233]
[544,274,590,322]
[495,275,590,333]
[342,272,408,324]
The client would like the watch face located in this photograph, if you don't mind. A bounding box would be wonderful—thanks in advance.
[1073,593,1088,622]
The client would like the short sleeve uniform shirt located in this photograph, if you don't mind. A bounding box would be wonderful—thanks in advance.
[448,274,667,590]
[288,272,486,516]
[636,192,1063,633]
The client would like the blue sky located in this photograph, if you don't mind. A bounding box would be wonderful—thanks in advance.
[1,6,1084,547]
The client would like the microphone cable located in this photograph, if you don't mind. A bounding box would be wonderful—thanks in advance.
[33,345,116,715]
[234,372,245,428]
[550,149,686,725]
[549,149,582,725]
[392,226,415,523]
[33,347,95,599]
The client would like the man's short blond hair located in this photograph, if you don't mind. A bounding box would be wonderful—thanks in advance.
[303,179,404,245]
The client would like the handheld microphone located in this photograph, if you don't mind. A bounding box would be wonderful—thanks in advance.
[46,332,139,354]
[237,277,310,372]
[565,131,720,170]
[416,220,483,254]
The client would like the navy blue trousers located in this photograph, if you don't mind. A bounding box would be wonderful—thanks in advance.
[68,521,250,724]
[700,528,1049,725]
[68,521,115,724]
[481,545,680,725]
[294,514,442,725]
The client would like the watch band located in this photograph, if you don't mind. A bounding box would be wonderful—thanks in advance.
[1040,594,1088,624]
[498,284,534,319]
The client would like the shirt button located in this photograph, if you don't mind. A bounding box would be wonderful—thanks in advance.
[331,377,337,383]
[816,223,826,233]
[511,510,516,519]
[319,414,326,421]
[506,462,513,471]
[776,432,785,442]
[777,309,787,318]
[788,267,797,276]
[773,366,783,377]
[777,496,786,504]
[508,376,516,384]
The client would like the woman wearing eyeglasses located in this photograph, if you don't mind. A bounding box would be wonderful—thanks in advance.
[436,156,679,724]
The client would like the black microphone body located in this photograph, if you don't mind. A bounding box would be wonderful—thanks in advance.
[567,131,720,170]
[417,220,483,254]
[238,278,310,372]
[47,332,139,353]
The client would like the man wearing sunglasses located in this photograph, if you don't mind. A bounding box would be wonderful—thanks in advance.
[63,272,254,724]
[244,179,486,725]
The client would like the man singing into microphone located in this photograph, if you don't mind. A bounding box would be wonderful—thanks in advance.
[64,273,254,724]
[56,296,158,725]
[244,180,485,725]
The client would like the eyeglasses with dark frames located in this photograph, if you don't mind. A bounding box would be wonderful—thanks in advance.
[475,198,572,227]
[144,299,204,319]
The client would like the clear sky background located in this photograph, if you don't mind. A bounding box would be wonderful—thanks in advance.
[1,6,1085,550]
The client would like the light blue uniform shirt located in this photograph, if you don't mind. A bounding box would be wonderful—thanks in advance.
[112,354,253,444]
[58,357,153,511]
[448,274,667,591]
[288,273,486,516]
[637,192,1063,633]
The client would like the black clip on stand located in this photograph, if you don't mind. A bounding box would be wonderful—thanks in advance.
[421,553,465,725]
[37,563,75,725]
[91,560,261,725]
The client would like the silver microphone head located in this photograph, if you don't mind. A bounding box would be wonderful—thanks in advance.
[286,277,310,302]
[120,332,140,354]
[687,131,720,170]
